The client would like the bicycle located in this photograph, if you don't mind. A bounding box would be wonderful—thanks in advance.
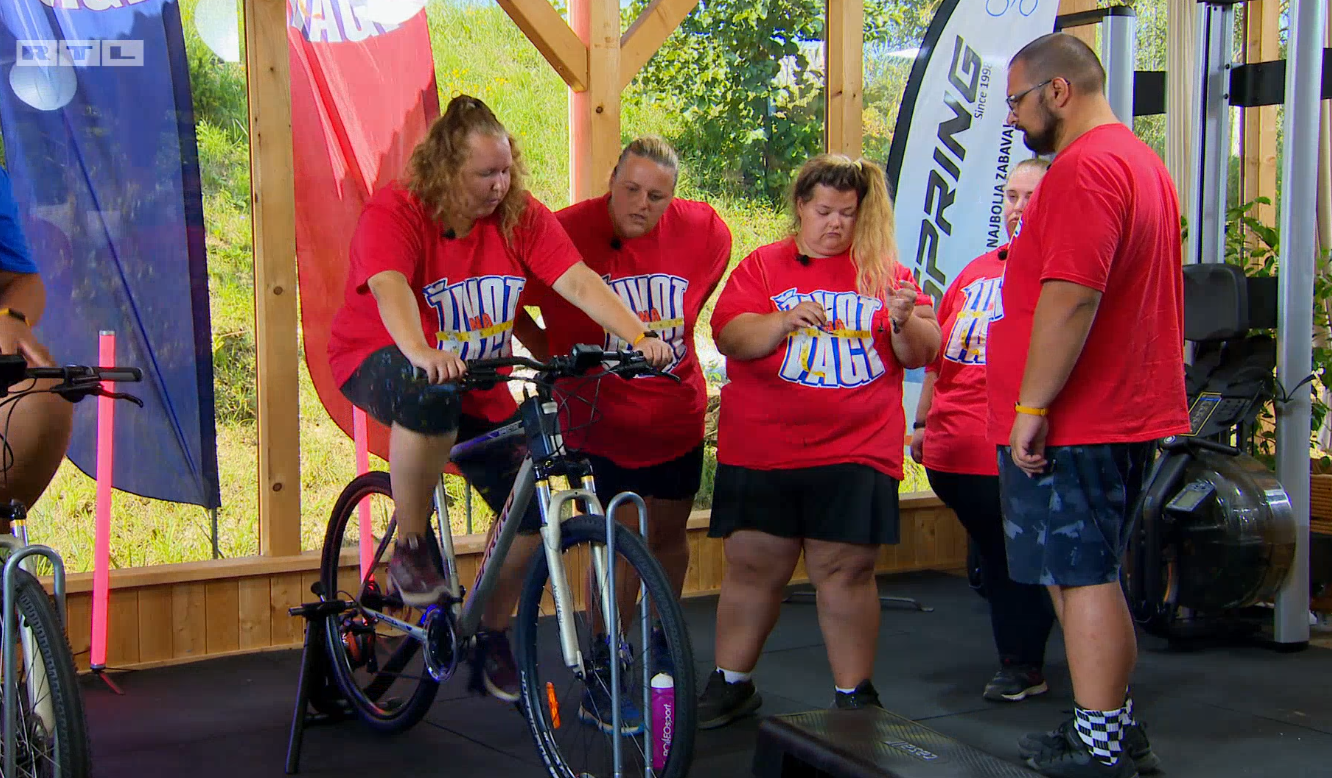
[0,353,144,778]
[317,343,698,778]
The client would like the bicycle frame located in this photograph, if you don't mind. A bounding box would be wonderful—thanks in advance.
[347,393,647,678]
[440,397,626,676]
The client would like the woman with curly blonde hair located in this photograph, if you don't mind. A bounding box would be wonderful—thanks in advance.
[698,154,940,727]
[327,94,672,694]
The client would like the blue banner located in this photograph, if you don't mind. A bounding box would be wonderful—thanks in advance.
[0,0,219,509]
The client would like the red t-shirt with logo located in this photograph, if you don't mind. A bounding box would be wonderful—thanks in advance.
[521,195,731,467]
[328,183,583,423]
[711,239,932,481]
[987,123,1189,446]
[923,247,1006,476]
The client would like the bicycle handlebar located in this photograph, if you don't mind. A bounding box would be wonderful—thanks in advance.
[460,343,680,390]
[0,354,145,406]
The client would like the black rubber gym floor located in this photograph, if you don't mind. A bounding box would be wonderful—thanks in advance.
[83,570,1332,776]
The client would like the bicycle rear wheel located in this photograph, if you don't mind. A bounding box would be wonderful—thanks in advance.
[515,515,696,778]
[319,471,440,733]
[2,568,90,777]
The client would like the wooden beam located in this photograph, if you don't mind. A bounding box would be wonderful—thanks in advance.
[1242,0,1280,230]
[495,0,590,92]
[570,0,621,200]
[619,0,700,90]
[243,0,301,557]
[825,0,864,157]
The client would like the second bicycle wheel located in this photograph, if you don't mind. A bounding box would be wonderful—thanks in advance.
[515,515,696,778]
[1,567,90,777]
[319,471,440,733]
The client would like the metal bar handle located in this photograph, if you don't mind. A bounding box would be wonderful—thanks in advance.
[604,491,648,778]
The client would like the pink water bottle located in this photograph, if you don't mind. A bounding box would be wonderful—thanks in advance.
[650,672,675,772]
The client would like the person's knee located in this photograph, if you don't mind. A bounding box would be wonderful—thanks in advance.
[808,546,877,589]
[0,384,72,508]
[723,538,792,589]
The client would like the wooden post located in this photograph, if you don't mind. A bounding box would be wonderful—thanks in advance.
[1242,0,1280,229]
[570,0,621,201]
[243,0,302,557]
[825,0,864,157]
[1164,0,1199,210]
[569,0,590,203]
[1058,0,1100,49]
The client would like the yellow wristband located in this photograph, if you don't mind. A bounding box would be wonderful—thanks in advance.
[0,308,28,326]
[632,332,648,347]
[1014,404,1049,417]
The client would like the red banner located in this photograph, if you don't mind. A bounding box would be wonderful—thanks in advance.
[288,0,439,460]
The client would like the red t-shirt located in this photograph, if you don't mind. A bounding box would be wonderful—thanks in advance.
[523,195,731,467]
[711,239,932,481]
[987,123,1190,446]
[327,183,582,423]
[923,247,1006,476]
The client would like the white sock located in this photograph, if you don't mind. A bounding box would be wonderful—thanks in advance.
[718,667,751,684]
[835,686,857,694]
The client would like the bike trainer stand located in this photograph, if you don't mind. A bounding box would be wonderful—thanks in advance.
[284,587,355,775]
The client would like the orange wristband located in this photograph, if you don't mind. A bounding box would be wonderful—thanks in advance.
[1014,404,1049,417]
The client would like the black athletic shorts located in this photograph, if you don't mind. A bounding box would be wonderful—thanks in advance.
[339,344,462,435]
[340,344,542,533]
[581,444,706,509]
[707,462,900,546]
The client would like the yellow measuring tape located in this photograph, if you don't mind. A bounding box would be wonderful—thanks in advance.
[792,326,873,378]
[436,319,514,344]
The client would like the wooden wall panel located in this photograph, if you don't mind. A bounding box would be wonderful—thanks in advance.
[50,503,964,673]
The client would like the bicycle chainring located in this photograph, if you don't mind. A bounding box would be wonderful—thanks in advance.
[422,606,459,682]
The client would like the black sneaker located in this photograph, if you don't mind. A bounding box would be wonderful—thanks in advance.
[387,534,449,607]
[983,662,1049,702]
[476,630,521,703]
[1023,716,1139,777]
[648,626,674,679]
[697,669,761,729]
[833,680,883,710]
[1020,717,1160,774]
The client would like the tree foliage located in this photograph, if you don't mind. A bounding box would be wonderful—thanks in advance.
[624,0,937,204]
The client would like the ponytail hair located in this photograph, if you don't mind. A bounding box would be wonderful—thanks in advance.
[789,154,899,300]
[405,94,530,239]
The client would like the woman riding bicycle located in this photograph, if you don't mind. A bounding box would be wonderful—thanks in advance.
[698,154,939,726]
[910,158,1057,703]
[0,164,72,520]
[325,95,672,687]
[508,136,731,730]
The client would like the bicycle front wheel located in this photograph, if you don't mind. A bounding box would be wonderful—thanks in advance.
[515,515,697,778]
[2,567,90,777]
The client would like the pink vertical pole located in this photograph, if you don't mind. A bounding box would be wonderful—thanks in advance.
[91,331,115,671]
[354,406,372,580]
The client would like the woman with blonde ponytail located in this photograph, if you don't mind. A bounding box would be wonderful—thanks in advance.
[697,155,940,727]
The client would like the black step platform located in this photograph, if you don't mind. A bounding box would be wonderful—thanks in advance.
[753,708,1042,778]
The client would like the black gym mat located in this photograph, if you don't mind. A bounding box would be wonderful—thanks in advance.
[81,571,1332,776]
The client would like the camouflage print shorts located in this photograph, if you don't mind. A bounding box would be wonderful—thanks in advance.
[997,442,1154,587]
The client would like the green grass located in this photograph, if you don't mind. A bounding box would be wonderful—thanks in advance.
[26,0,931,573]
